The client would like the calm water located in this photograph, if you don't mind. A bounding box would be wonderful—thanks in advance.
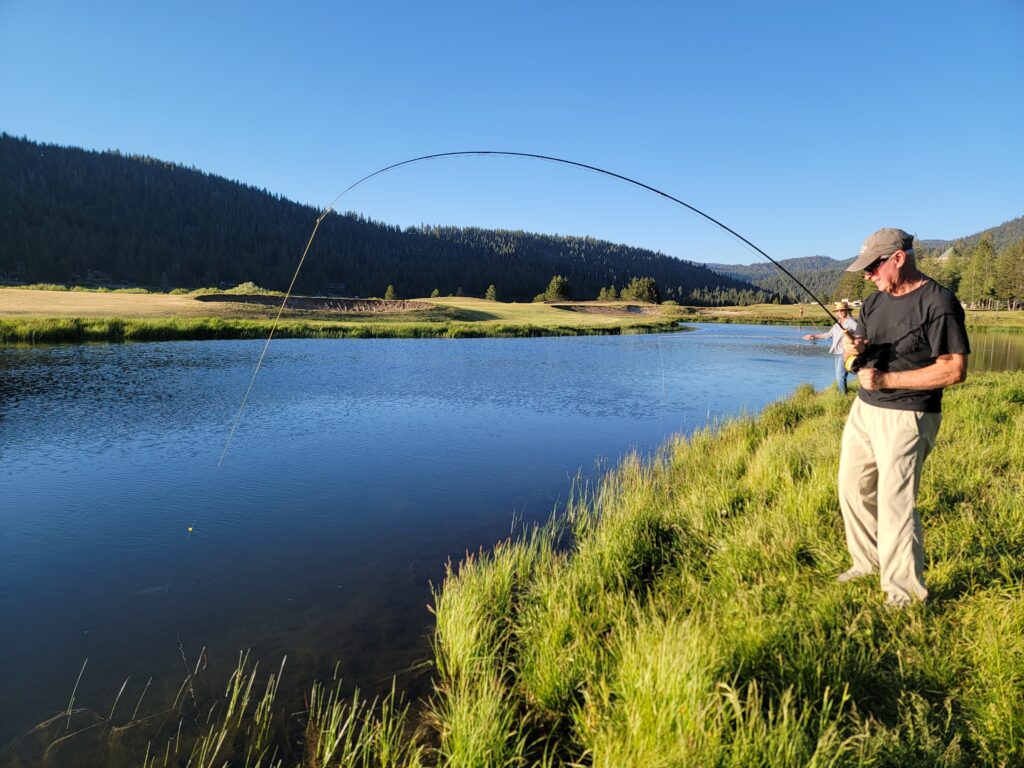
[0,324,1019,747]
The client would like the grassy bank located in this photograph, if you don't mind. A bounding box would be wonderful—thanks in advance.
[12,372,1020,767]
[0,315,683,343]
[423,371,1024,767]
[0,290,686,342]
[678,302,1024,331]
[4,287,1020,343]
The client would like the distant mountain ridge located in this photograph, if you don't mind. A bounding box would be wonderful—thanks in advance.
[705,255,853,281]
[706,214,1024,304]
[705,256,851,303]
[0,134,772,304]
[917,215,1024,255]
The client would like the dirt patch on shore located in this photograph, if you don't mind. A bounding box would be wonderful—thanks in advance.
[550,302,660,316]
[195,295,433,312]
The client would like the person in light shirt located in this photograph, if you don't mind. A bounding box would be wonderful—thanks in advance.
[803,300,859,394]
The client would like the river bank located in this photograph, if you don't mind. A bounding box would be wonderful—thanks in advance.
[677,302,1024,330]
[422,370,1024,766]
[0,289,685,342]
[3,288,1021,344]
[11,370,1021,766]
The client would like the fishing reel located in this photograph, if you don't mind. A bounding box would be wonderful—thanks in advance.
[844,342,893,373]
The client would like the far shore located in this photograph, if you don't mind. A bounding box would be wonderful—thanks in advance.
[674,301,1024,329]
[1,287,1021,343]
[0,288,687,343]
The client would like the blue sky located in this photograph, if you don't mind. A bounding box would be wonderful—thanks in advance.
[2,0,1021,264]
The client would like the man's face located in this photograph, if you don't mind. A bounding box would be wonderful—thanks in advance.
[863,250,901,293]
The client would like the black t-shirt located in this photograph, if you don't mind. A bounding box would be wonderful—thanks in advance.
[857,278,970,413]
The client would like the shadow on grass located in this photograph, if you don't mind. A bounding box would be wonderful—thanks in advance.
[444,308,499,321]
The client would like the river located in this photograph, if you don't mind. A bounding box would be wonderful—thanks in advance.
[0,323,1020,750]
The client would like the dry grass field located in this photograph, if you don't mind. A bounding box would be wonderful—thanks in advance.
[0,288,237,318]
[3,289,1018,338]
[0,288,681,325]
[0,289,686,341]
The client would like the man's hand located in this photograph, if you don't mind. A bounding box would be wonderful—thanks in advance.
[843,333,867,357]
[857,367,887,390]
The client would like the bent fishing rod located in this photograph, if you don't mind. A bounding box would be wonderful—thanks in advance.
[219,150,845,465]
[323,151,842,320]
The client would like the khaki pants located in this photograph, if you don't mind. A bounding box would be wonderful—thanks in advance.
[838,398,941,603]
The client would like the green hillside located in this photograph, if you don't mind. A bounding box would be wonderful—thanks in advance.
[0,134,771,305]
[711,225,1024,309]
[919,215,1024,255]
[706,256,850,304]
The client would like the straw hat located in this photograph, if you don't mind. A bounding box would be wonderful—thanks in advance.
[833,300,851,312]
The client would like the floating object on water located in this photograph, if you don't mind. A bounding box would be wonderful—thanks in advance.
[135,584,170,596]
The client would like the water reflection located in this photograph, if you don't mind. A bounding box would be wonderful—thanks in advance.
[968,329,1024,372]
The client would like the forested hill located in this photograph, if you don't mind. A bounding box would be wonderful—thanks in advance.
[918,215,1024,255]
[705,256,851,303]
[709,220,1024,309]
[0,134,771,303]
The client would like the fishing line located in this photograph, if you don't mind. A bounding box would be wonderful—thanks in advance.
[218,150,842,465]
[684,332,824,348]
[156,151,849,739]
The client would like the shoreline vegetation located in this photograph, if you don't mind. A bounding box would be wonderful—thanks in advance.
[12,371,1023,766]
[0,287,684,343]
[1,286,1022,344]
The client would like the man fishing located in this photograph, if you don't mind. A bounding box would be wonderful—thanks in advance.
[802,300,859,394]
[836,228,970,607]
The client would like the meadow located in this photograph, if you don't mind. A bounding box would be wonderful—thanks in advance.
[0,289,684,342]
[16,370,1022,767]
[2,287,1020,345]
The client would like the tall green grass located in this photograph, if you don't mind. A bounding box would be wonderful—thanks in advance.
[0,316,684,343]
[427,372,1024,766]
[8,651,423,768]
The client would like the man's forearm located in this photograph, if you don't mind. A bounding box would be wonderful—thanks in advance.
[868,355,968,391]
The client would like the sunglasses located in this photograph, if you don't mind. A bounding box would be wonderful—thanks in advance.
[863,253,894,274]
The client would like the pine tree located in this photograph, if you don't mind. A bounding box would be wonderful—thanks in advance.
[620,276,659,303]
[995,239,1024,307]
[959,237,996,307]
[833,270,873,303]
[384,284,396,300]
[542,275,571,301]
[485,284,497,301]
[931,250,962,294]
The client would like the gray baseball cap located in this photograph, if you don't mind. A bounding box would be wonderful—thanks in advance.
[847,227,914,272]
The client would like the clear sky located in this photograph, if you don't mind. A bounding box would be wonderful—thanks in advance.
[2,0,1021,264]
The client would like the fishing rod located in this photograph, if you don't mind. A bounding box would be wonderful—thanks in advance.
[324,152,843,321]
[219,150,846,465]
